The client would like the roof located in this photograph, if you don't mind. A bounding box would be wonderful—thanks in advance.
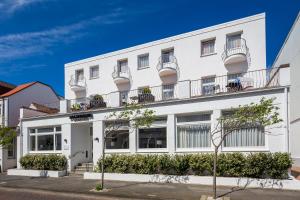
[29,102,59,114]
[0,81,16,89]
[0,82,36,97]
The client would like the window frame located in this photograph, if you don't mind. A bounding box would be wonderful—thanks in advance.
[29,126,62,154]
[75,69,84,82]
[89,65,99,79]
[201,38,216,57]
[176,113,213,152]
[201,76,216,95]
[137,53,149,70]
[162,84,175,100]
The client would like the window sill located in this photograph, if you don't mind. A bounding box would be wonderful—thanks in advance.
[200,52,217,57]
[105,149,130,153]
[7,157,16,160]
[176,148,213,153]
[221,147,269,152]
[29,151,62,154]
[89,77,99,80]
[137,148,168,153]
[138,66,150,70]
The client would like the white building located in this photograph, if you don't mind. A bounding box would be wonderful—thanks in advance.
[0,81,60,172]
[272,11,300,166]
[18,13,292,172]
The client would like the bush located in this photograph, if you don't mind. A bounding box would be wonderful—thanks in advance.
[20,154,67,171]
[96,152,292,179]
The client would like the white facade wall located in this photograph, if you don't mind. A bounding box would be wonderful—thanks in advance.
[272,12,300,165]
[20,89,287,171]
[64,13,266,100]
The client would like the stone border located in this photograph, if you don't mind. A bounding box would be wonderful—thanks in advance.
[84,172,300,190]
[7,169,66,178]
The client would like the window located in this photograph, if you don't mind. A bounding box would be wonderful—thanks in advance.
[7,138,16,159]
[75,69,84,81]
[162,84,174,100]
[222,111,265,147]
[227,73,243,82]
[202,76,216,95]
[120,91,129,106]
[226,33,242,49]
[90,65,99,79]
[118,59,128,73]
[105,121,129,149]
[29,126,62,152]
[138,54,149,69]
[201,39,215,56]
[176,114,211,148]
[161,49,174,64]
[139,128,167,149]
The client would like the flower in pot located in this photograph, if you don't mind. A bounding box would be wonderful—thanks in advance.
[71,103,81,111]
[93,94,104,102]
[138,87,155,103]
[142,87,151,94]
[90,94,107,109]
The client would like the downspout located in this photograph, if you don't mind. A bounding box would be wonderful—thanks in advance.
[285,87,290,153]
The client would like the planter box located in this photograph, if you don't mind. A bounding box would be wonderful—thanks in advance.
[84,172,300,190]
[138,93,155,103]
[7,169,66,178]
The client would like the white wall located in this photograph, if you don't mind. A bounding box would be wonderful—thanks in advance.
[8,82,59,127]
[64,13,266,100]
[272,12,300,165]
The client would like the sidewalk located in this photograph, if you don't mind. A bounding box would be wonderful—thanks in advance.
[1,174,300,200]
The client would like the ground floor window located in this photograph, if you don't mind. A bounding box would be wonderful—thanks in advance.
[223,125,265,147]
[176,113,211,148]
[29,126,62,152]
[106,130,129,149]
[138,127,167,149]
[7,138,16,159]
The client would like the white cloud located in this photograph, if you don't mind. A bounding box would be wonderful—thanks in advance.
[0,0,49,14]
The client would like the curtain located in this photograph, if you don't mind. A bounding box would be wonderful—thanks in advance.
[177,124,211,148]
[138,55,149,68]
[224,126,265,147]
[202,41,215,55]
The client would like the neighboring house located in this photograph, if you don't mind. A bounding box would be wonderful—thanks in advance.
[272,12,300,166]
[18,13,291,172]
[0,81,60,172]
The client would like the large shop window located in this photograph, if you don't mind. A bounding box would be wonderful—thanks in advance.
[105,121,129,150]
[29,126,62,152]
[176,114,211,148]
[222,111,265,147]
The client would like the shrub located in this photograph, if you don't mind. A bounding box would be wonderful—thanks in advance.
[20,154,67,171]
[96,152,292,179]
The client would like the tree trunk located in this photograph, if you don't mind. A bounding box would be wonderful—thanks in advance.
[101,139,106,189]
[213,147,218,199]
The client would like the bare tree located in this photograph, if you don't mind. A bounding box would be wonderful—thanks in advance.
[210,98,282,199]
[98,102,156,190]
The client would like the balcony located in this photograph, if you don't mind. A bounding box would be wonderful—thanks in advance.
[66,68,281,113]
[112,66,130,84]
[221,38,250,65]
[69,75,86,91]
[157,55,178,77]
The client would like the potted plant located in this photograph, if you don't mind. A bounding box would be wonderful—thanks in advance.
[138,88,155,103]
[71,103,81,112]
[90,94,107,109]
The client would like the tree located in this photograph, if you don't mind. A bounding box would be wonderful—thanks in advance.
[0,126,16,148]
[98,102,156,190]
[210,98,282,199]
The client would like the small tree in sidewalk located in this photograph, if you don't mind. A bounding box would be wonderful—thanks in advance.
[210,98,282,199]
[0,126,16,148]
[97,102,156,190]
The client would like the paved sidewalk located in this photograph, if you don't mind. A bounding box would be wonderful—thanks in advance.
[1,174,300,200]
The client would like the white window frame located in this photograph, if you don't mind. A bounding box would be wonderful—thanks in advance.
[7,138,16,159]
[29,126,62,154]
[89,65,99,79]
[137,53,149,69]
[176,113,213,152]
[75,69,84,82]
[201,38,216,56]
[137,117,168,153]
[201,76,216,95]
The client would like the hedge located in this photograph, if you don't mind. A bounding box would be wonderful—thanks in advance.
[97,152,292,179]
[20,154,67,171]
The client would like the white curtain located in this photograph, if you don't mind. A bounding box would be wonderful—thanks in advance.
[177,124,211,148]
[202,41,215,55]
[138,55,149,68]
[224,126,265,147]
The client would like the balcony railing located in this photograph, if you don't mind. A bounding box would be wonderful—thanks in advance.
[112,66,130,84]
[69,75,86,91]
[221,38,250,65]
[66,68,281,113]
[157,55,179,76]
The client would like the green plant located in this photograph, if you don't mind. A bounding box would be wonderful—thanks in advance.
[71,103,81,111]
[0,127,16,148]
[20,154,67,171]
[95,183,103,191]
[142,87,151,94]
[93,94,104,102]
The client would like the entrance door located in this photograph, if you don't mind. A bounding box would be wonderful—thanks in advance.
[89,126,93,162]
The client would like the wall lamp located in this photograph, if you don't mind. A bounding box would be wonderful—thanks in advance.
[94,137,99,142]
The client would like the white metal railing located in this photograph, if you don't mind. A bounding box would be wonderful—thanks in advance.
[221,38,250,63]
[157,55,179,72]
[69,75,86,88]
[112,65,130,80]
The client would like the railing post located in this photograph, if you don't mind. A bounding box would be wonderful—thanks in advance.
[177,80,191,99]
[109,92,121,107]
[60,99,70,113]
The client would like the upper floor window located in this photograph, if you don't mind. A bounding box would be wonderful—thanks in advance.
[161,49,174,64]
[226,33,242,49]
[201,39,215,56]
[202,76,216,95]
[90,65,99,79]
[162,84,174,100]
[118,59,128,73]
[138,54,149,69]
[75,69,84,81]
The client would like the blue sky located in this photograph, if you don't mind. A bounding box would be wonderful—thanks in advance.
[0,0,299,96]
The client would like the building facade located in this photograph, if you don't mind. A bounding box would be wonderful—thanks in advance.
[19,13,291,171]
[0,82,60,172]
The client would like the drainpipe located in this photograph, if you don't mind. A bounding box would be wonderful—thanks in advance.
[284,87,290,153]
